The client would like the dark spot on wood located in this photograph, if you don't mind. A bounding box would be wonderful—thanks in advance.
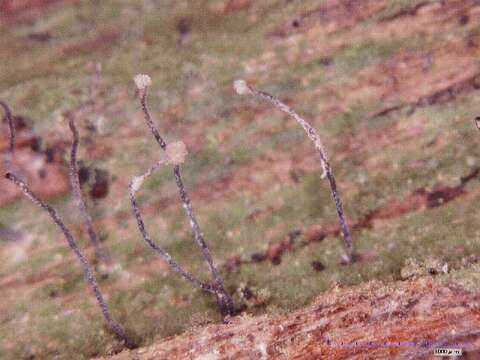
[176,18,191,35]
[70,89,82,97]
[45,147,55,163]
[85,121,97,134]
[289,168,301,183]
[271,256,282,265]
[426,187,464,208]
[311,260,325,272]
[99,232,108,243]
[0,226,24,242]
[78,162,90,186]
[242,287,254,300]
[28,31,51,42]
[48,288,58,298]
[89,168,110,200]
[30,137,42,152]
[251,252,267,262]
[100,272,110,280]
[288,229,302,241]
[460,167,479,185]
[459,14,469,25]
[318,57,333,66]
[291,19,300,27]
[38,168,47,179]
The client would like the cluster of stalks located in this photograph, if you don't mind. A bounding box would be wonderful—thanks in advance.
[0,73,236,349]
[2,102,134,347]
[131,74,234,317]
[1,74,356,349]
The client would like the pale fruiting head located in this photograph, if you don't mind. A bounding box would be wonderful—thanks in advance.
[166,141,188,165]
[134,74,152,90]
[233,79,251,95]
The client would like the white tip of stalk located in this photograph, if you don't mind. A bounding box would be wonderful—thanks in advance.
[134,74,152,90]
[130,176,144,193]
[320,161,327,179]
[442,263,449,274]
[233,79,251,95]
[166,141,188,165]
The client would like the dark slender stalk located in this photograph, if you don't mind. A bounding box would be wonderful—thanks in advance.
[135,77,234,316]
[0,100,15,154]
[172,165,234,315]
[234,80,354,263]
[67,115,111,264]
[139,90,167,149]
[4,172,134,348]
[129,158,216,294]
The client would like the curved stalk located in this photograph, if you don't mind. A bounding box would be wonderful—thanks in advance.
[5,172,134,348]
[234,80,354,263]
[67,115,111,264]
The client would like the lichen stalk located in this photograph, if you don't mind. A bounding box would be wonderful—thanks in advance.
[234,80,354,263]
[129,155,216,294]
[67,114,111,264]
[4,172,134,348]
